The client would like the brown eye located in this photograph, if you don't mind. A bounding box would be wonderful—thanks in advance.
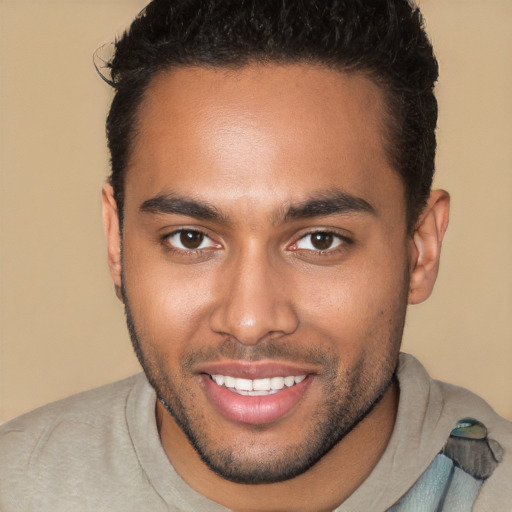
[293,231,344,252]
[179,230,204,249]
[310,232,334,250]
[166,229,217,251]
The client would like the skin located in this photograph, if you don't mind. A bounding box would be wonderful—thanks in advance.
[103,64,449,512]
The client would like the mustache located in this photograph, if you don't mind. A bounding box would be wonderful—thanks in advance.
[181,336,338,371]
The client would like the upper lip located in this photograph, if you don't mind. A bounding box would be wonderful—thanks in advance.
[195,360,318,379]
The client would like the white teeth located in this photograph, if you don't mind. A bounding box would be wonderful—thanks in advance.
[284,376,295,387]
[270,376,285,390]
[224,375,236,388]
[253,378,271,391]
[234,378,253,391]
[236,389,278,396]
[210,374,306,394]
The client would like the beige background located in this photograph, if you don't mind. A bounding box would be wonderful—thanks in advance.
[0,0,511,424]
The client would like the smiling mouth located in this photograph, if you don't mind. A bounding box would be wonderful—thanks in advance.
[208,374,307,396]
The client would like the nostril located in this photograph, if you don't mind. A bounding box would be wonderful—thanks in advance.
[208,277,299,344]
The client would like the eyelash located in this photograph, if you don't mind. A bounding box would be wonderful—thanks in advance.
[161,228,219,257]
[290,230,352,255]
[160,228,352,258]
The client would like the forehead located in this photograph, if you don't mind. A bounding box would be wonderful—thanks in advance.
[125,63,403,220]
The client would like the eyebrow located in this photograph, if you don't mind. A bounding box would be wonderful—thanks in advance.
[139,194,227,223]
[139,189,376,225]
[281,190,376,222]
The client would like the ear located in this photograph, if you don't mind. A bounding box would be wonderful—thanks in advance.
[408,189,450,305]
[102,183,124,302]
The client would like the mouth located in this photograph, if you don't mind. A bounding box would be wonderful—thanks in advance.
[208,373,307,396]
[199,365,313,425]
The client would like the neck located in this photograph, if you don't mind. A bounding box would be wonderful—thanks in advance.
[157,379,399,512]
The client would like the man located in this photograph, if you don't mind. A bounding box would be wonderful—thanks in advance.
[1,0,510,510]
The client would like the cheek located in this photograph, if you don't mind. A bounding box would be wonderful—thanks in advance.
[122,248,217,349]
[293,250,408,347]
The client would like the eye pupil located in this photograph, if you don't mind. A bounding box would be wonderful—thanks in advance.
[180,230,203,249]
[311,232,333,250]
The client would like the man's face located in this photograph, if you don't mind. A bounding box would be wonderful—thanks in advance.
[119,64,410,483]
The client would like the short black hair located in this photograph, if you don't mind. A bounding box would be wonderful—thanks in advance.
[106,0,438,232]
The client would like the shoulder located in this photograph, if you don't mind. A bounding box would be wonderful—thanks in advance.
[398,353,512,510]
[398,353,511,451]
[436,381,512,510]
[0,373,152,510]
[0,373,143,437]
[430,370,511,446]
[436,379,512,509]
[398,353,511,434]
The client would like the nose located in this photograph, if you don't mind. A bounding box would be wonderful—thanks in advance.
[209,249,299,345]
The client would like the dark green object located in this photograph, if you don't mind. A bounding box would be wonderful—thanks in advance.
[450,417,487,440]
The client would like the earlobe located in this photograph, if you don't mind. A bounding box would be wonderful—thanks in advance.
[408,189,450,305]
[102,183,124,302]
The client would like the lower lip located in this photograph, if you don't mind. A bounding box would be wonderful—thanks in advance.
[201,375,311,425]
